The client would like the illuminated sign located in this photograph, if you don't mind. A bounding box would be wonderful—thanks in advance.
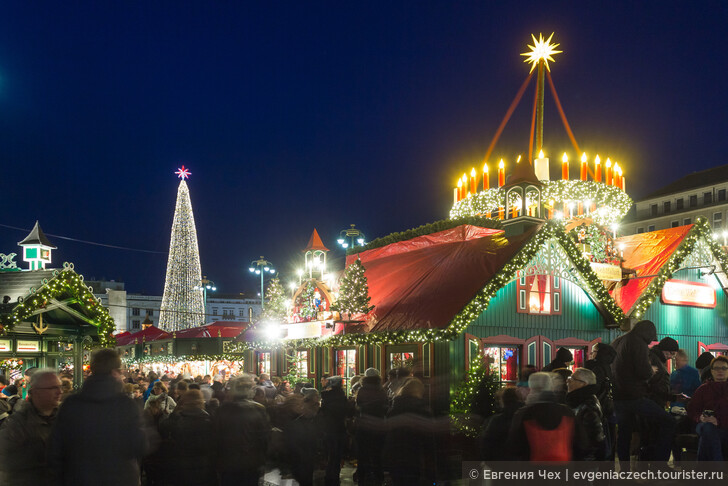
[590,263,622,282]
[0,340,11,352]
[16,340,40,352]
[661,280,716,309]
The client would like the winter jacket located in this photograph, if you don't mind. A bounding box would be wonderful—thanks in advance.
[584,343,616,416]
[0,400,57,485]
[384,395,436,483]
[507,399,575,461]
[356,376,388,418]
[49,373,149,486]
[145,392,176,415]
[159,408,216,486]
[320,385,349,436]
[611,320,657,400]
[214,398,271,474]
[481,402,523,461]
[670,365,701,406]
[687,381,728,429]
[542,348,574,372]
[566,384,605,460]
[647,347,671,406]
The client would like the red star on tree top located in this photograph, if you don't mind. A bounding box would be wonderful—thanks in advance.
[175,166,191,180]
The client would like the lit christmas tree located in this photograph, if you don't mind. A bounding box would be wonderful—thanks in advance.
[332,258,374,320]
[158,166,205,332]
[259,278,287,323]
[296,280,318,322]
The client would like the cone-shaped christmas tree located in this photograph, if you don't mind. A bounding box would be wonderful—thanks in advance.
[259,278,287,323]
[159,167,205,331]
[332,258,374,319]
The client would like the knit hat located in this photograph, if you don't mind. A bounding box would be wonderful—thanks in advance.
[301,387,319,398]
[364,367,380,378]
[327,375,343,387]
[658,337,679,352]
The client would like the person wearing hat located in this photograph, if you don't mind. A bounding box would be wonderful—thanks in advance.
[647,337,679,407]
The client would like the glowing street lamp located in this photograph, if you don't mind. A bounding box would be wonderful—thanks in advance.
[248,256,275,310]
[338,224,366,250]
[193,276,216,321]
[289,281,297,298]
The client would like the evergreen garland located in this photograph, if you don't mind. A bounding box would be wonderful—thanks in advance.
[331,258,374,319]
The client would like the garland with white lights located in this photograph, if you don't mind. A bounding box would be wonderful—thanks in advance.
[350,216,502,255]
[122,354,246,365]
[450,180,633,226]
[0,263,116,346]
[629,217,727,319]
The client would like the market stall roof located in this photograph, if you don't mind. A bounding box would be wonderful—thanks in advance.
[17,221,56,248]
[344,224,535,332]
[610,225,693,315]
[304,228,329,252]
[174,321,248,339]
[115,325,171,346]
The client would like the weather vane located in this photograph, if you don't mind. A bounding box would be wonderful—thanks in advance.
[521,32,561,73]
[175,166,191,180]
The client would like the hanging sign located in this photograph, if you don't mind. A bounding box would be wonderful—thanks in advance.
[16,340,40,352]
[662,280,716,308]
[590,262,622,282]
[0,340,11,352]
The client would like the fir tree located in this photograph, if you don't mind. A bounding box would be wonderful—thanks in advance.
[159,177,205,331]
[332,258,374,320]
[296,280,317,321]
[259,278,287,323]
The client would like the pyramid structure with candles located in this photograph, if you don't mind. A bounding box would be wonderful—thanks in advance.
[449,33,632,229]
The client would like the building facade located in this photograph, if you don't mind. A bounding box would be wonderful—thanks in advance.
[621,164,728,237]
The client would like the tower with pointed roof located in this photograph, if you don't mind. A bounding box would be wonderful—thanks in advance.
[304,229,329,280]
[18,221,56,270]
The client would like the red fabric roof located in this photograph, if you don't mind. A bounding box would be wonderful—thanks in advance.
[174,322,249,339]
[609,225,693,314]
[115,326,171,346]
[344,224,537,332]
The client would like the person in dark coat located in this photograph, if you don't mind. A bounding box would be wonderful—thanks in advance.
[355,368,388,486]
[49,348,150,486]
[214,375,271,486]
[283,388,322,486]
[696,351,716,383]
[647,337,679,407]
[384,377,436,485]
[159,389,216,486]
[481,387,523,461]
[611,320,676,463]
[507,372,576,461]
[585,342,616,460]
[542,348,574,372]
[320,375,349,486]
[0,370,62,485]
[566,368,605,460]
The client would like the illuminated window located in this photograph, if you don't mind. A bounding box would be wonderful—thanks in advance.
[336,349,357,393]
[257,352,271,376]
[517,275,561,315]
[483,345,520,383]
[295,350,308,376]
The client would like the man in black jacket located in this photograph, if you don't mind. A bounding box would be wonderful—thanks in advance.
[355,368,388,486]
[647,337,679,407]
[320,376,349,486]
[611,320,676,463]
[49,348,150,486]
[585,342,616,460]
[543,347,574,372]
[566,368,605,460]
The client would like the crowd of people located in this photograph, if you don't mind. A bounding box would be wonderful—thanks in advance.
[0,351,436,486]
[482,319,728,466]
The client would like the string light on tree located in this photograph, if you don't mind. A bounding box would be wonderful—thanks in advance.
[158,167,205,332]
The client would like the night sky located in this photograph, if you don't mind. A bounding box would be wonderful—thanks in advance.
[1,2,727,295]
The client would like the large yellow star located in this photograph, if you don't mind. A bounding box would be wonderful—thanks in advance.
[521,33,562,73]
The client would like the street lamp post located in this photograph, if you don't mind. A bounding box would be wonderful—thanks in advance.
[249,256,275,310]
[337,224,366,250]
[193,276,216,322]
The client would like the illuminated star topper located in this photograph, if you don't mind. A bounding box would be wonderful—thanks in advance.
[521,32,562,73]
[175,166,191,180]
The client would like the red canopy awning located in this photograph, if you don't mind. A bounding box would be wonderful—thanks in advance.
[344,224,537,332]
[610,225,693,315]
[115,325,171,346]
[174,321,249,339]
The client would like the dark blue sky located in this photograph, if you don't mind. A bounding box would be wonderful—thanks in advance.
[1,2,727,295]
